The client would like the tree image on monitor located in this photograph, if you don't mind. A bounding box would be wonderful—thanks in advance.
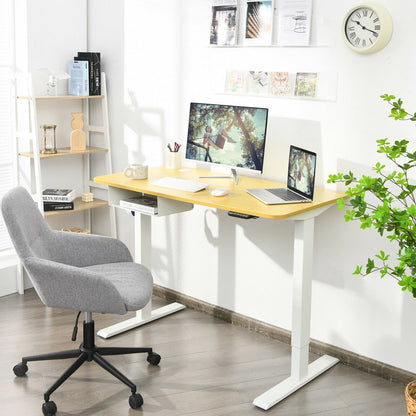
[186,103,268,172]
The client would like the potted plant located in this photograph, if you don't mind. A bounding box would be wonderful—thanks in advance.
[327,94,416,414]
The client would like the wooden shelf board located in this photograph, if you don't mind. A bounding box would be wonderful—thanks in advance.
[19,146,108,159]
[44,197,108,218]
[17,95,104,100]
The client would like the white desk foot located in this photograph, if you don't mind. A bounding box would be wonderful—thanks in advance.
[97,302,186,339]
[253,354,339,410]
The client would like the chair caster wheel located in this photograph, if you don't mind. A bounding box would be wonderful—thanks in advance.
[129,393,143,409]
[42,400,57,416]
[147,352,161,366]
[13,362,28,377]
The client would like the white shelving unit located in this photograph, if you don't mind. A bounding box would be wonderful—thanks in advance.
[11,72,116,293]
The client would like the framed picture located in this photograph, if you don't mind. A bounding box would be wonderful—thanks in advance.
[247,71,270,95]
[277,0,312,46]
[210,1,239,46]
[224,70,247,93]
[294,72,318,98]
[270,71,292,97]
[244,0,274,46]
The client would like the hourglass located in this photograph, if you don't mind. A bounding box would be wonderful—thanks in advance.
[40,125,57,154]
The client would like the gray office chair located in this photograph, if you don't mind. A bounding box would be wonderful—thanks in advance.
[1,186,160,416]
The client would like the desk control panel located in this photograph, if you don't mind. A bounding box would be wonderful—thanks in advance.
[228,211,259,220]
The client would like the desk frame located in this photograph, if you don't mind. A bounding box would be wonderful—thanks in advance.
[252,211,339,410]
[94,168,343,410]
[97,213,186,339]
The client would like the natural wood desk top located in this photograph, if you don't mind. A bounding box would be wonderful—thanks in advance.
[94,166,345,220]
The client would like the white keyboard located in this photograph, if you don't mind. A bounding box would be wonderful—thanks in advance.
[151,177,209,192]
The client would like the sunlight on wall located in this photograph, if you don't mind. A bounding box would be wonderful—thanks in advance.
[123,0,183,166]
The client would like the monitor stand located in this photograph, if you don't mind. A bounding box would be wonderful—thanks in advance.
[199,168,239,184]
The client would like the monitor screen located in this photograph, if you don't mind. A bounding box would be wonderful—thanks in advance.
[287,145,317,198]
[185,102,268,173]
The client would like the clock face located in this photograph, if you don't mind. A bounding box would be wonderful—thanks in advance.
[345,7,381,50]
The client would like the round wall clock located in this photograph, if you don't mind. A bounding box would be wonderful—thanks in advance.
[342,3,393,54]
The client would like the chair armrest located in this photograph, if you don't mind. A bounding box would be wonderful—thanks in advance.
[47,231,133,267]
[24,257,128,314]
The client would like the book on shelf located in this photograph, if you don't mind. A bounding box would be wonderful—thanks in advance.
[224,70,247,93]
[270,71,291,96]
[210,0,239,46]
[277,0,312,46]
[119,195,158,215]
[43,201,74,212]
[244,0,274,46]
[294,72,317,98]
[247,71,270,95]
[68,60,89,96]
[42,189,77,203]
[76,52,101,95]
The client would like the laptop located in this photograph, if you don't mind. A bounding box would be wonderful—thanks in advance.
[246,145,317,205]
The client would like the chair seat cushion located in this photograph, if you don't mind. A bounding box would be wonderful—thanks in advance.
[83,262,153,311]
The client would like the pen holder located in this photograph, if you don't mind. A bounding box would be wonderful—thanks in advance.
[166,151,181,169]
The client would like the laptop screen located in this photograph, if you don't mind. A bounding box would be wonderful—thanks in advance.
[287,146,317,199]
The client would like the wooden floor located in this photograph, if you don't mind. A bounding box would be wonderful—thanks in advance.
[0,289,407,416]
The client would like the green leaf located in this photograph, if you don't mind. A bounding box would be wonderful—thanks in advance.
[366,258,375,274]
[408,205,416,217]
[381,94,395,101]
[380,265,389,278]
[353,265,363,275]
[360,216,372,229]
[398,275,416,293]
[337,198,345,210]
[374,162,385,173]
[344,210,355,222]
[375,250,389,261]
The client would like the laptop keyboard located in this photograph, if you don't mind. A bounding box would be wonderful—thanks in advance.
[267,188,307,201]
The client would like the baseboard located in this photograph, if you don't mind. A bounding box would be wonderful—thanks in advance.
[153,284,416,385]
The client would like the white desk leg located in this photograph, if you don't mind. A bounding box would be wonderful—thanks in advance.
[253,218,339,410]
[97,213,185,339]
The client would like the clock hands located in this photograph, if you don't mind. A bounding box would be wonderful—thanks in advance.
[351,19,378,36]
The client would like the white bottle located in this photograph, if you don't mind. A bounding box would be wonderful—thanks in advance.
[47,75,58,96]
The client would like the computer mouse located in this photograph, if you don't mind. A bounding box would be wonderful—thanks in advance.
[211,188,230,197]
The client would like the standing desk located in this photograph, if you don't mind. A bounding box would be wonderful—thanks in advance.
[94,166,345,410]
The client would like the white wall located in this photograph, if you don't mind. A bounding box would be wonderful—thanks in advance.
[92,0,416,374]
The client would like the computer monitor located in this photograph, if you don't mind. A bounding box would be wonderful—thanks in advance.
[185,102,268,175]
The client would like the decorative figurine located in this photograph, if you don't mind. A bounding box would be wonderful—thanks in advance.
[70,112,86,151]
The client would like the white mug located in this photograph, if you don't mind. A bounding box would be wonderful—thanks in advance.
[123,164,148,180]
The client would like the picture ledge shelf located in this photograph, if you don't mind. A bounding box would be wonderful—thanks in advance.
[218,91,336,103]
[209,43,334,49]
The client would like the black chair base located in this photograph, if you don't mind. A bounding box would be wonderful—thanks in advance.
[13,319,161,416]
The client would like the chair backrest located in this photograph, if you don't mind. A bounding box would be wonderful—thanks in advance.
[1,186,52,261]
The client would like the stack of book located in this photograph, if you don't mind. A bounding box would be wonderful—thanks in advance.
[43,189,77,212]
[68,52,101,96]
